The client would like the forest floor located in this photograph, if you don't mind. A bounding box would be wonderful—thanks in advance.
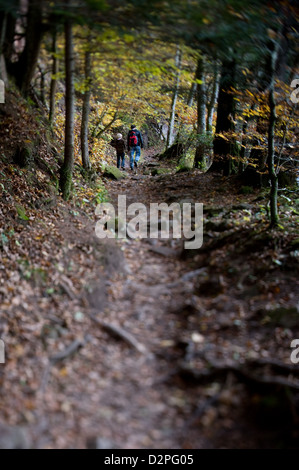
[0,134,299,448]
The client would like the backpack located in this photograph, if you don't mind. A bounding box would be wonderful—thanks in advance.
[129,130,138,146]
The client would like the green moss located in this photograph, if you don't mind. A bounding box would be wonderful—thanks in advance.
[240,185,254,195]
[103,166,127,180]
[16,204,29,221]
[60,166,73,201]
[151,168,171,176]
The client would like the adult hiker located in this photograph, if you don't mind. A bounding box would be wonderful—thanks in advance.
[127,125,143,171]
[110,133,126,170]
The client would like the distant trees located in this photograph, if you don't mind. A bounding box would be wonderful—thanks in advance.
[81,47,92,170]
[166,45,182,149]
[0,0,297,216]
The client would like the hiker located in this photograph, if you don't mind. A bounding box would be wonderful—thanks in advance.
[127,125,143,171]
[110,133,126,170]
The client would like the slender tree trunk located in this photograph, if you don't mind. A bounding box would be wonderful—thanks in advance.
[49,29,59,125]
[0,13,6,52]
[93,111,118,139]
[206,65,219,133]
[81,49,92,170]
[60,6,75,201]
[187,70,197,108]
[209,58,236,175]
[0,12,7,81]
[268,43,279,227]
[194,55,206,168]
[14,0,44,95]
[2,1,18,70]
[166,45,181,149]
[38,65,46,104]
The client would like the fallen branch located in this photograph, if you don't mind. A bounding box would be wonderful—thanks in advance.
[178,360,299,392]
[167,267,207,288]
[49,335,91,364]
[59,275,77,300]
[90,315,147,355]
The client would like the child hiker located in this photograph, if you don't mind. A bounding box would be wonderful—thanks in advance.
[110,133,126,170]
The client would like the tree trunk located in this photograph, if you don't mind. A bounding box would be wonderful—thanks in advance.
[14,0,44,96]
[209,58,236,175]
[166,45,181,149]
[268,43,279,228]
[194,56,206,168]
[49,29,59,125]
[187,69,197,107]
[206,64,219,134]
[59,5,75,201]
[0,12,7,81]
[38,65,46,105]
[81,48,92,170]
[2,1,18,70]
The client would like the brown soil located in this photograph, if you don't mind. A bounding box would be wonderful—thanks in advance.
[0,149,299,449]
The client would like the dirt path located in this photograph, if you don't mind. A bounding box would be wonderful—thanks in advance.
[31,152,221,449]
[1,151,298,449]
[36,153,210,449]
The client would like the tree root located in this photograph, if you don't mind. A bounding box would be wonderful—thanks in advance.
[90,315,148,355]
[177,357,299,392]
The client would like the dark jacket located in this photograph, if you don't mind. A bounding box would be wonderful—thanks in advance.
[110,138,126,155]
[127,128,143,149]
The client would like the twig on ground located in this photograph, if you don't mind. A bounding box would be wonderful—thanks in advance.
[90,315,148,355]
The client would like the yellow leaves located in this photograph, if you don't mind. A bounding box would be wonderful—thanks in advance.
[227,6,246,20]
[217,133,229,141]
[59,367,68,377]
[123,34,135,43]
[13,344,25,358]
[242,68,251,76]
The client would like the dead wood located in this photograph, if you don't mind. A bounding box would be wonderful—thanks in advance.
[90,315,147,355]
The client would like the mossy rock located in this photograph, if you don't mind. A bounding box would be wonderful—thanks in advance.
[239,186,254,195]
[176,164,192,173]
[103,166,126,180]
[151,168,171,176]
